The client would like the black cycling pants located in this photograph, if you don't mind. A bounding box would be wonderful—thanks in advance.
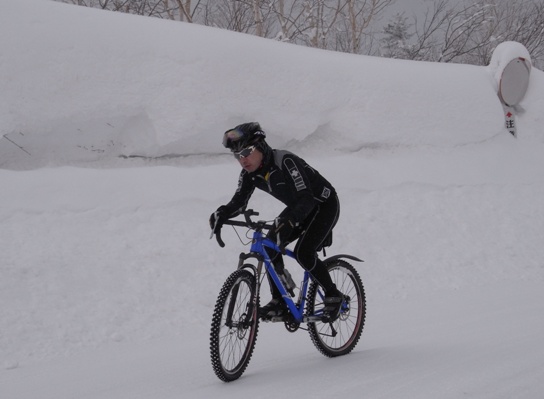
[266,194,340,296]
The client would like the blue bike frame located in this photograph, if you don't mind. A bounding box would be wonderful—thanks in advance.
[238,228,323,323]
[216,210,363,324]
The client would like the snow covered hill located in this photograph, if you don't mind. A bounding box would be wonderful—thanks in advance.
[1,0,543,398]
[2,0,542,169]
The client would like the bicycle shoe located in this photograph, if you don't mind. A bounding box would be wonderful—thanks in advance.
[259,298,288,320]
[321,291,346,323]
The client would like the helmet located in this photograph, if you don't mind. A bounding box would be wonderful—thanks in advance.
[223,122,266,152]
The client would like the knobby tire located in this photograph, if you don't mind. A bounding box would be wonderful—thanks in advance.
[210,269,259,382]
[307,259,366,357]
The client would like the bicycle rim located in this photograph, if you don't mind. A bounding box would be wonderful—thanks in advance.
[308,260,366,357]
[210,269,259,381]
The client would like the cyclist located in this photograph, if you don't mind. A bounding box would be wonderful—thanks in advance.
[210,122,344,322]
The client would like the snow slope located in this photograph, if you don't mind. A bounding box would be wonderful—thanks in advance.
[5,0,542,169]
[1,0,544,398]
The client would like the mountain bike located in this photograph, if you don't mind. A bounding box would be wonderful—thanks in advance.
[209,209,366,382]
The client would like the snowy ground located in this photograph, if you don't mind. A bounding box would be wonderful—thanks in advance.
[1,0,544,398]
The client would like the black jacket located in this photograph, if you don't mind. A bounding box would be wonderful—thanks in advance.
[222,149,336,225]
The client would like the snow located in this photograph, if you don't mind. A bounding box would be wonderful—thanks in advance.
[1,0,544,397]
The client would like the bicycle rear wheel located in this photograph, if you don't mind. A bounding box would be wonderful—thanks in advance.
[210,268,259,382]
[307,259,366,357]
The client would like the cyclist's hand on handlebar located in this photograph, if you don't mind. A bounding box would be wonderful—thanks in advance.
[209,206,227,234]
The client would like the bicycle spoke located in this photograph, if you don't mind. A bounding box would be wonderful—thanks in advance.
[210,269,260,381]
[307,260,366,357]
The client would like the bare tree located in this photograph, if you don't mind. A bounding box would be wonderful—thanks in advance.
[489,0,544,68]
[57,0,394,53]
[406,0,455,61]
[267,0,392,54]
[251,0,264,36]
[384,0,543,68]
[178,0,194,22]
[59,0,202,20]
[437,2,497,63]
[54,0,544,68]
[60,0,112,8]
[201,1,256,34]
[257,0,334,45]
[267,0,306,41]
[338,0,394,54]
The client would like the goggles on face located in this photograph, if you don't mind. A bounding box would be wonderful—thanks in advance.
[223,129,244,148]
[233,145,256,160]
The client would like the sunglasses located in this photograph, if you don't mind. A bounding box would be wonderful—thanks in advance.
[233,145,256,160]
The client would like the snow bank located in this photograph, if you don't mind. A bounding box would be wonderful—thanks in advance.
[2,0,542,170]
[1,3,544,397]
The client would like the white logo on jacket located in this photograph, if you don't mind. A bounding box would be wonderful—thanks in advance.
[284,158,306,191]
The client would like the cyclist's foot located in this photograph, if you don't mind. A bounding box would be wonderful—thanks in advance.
[259,298,288,320]
[322,290,346,323]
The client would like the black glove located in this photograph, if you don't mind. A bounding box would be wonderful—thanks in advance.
[209,206,228,234]
[273,216,296,253]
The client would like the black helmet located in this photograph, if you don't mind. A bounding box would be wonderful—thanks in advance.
[223,122,266,152]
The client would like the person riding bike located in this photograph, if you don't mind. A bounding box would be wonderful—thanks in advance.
[209,122,344,322]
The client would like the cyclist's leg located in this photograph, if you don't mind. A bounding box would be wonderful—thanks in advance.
[260,270,287,318]
[295,197,345,321]
[263,235,285,299]
[294,195,340,295]
[261,216,299,318]
[264,208,299,293]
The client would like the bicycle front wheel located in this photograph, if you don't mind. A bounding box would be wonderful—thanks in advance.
[210,268,259,382]
[307,259,366,357]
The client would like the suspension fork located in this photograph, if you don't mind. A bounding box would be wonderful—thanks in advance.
[226,252,263,327]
